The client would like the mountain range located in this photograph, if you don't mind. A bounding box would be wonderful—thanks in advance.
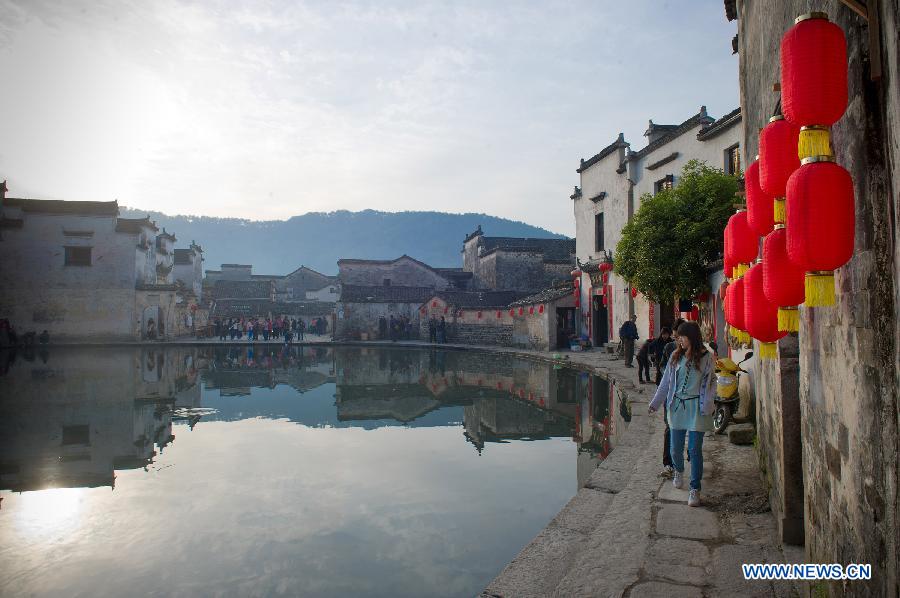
[120,208,568,276]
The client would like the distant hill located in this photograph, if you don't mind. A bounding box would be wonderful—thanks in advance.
[119,208,568,276]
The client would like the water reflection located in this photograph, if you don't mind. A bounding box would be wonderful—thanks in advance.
[0,346,629,597]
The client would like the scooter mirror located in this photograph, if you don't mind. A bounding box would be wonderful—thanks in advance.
[743,352,754,361]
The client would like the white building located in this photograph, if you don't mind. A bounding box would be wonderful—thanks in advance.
[573,106,742,346]
[0,189,200,342]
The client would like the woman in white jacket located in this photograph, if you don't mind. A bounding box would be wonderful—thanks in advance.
[648,321,717,507]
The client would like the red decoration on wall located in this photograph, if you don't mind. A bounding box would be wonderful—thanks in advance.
[630,287,638,299]
[781,13,848,127]
[529,306,534,315]
[509,309,515,317]
[477,311,483,319]
[727,211,759,276]
[601,295,608,307]
[518,307,524,316]
[538,304,545,314]
[420,308,426,315]
[759,117,801,199]
[744,263,786,358]
[599,262,613,273]
[786,157,854,306]
[763,227,805,331]
[745,160,774,236]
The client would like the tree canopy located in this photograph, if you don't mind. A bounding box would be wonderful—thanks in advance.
[614,160,738,304]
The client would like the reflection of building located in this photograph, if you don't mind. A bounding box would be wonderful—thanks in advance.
[0,347,204,491]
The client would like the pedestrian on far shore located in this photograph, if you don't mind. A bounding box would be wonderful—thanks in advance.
[437,316,446,343]
[648,321,716,507]
[619,314,639,367]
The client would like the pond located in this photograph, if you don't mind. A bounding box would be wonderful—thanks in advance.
[0,345,630,597]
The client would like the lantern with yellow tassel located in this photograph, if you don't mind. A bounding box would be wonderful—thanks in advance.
[745,160,774,236]
[744,262,786,359]
[727,211,758,279]
[781,13,848,159]
[785,156,854,306]
[759,117,800,225]
[762,226,805,332]
[724,277,749,345]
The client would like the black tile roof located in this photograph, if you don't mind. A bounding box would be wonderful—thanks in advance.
[479,237,575,262]
[213,279,273,300]
[212,299,333,317]
[577,133,629,173]
[115,216,158,234]
[339,285,435,304]
[628,107,715,160]
[508,282,575,306]
[696,107,742,141]
[5,197,119,216]
[427,290,528,309]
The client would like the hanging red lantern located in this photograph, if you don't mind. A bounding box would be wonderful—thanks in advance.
[509,308,515,317]
[723,220,734,279]
[727,211,758,278]
[496,310,502,319]
[689,306,699,321]
[745,160,774,236]
[518,307,524,316]
[724,277,748,344]
[599,262,613,273]
[762,227,805,331]
[477,311,482,319]
[744,263,786,359]
[529,306,534,315]
[538,304,545,314]
[786,156,854,306]
[630,287,638,299]
[759,117,801,224]
[420,308,426,315]
[781,13,847,127]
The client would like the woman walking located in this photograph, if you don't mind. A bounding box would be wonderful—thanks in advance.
[648,321,716,507]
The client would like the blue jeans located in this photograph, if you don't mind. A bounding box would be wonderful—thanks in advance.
[669,429,705,490]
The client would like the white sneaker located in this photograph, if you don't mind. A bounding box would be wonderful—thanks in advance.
[688,489,700,507]
[672,471,683,489]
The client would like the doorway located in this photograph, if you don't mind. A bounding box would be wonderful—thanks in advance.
[592,296,608,346]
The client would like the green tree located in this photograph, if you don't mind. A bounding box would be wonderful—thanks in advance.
[614,160,738,304]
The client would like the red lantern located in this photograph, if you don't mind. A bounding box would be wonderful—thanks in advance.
[529,306,534,315]
[781,13,848,128]
[786,156,854,306]
[509,309,515,317]
[762,227,805,331]
[630,287,638,299]
[727,211,758,278]
[420,308,426,315]
[432,300,438,307]
[599,262,613,273]
[689,306,699,321]
[745,160,774,236]
[744,263,786,359]
[759,117,800,224]
[496,310,502,319]
[724,277,748,344]
[518,307,524,316]
[538,304,545,314]
[477,311,482,319]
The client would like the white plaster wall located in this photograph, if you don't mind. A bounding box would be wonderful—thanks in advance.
[305,285,339,302]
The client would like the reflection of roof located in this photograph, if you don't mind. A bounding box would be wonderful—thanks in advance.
[508,282,575,306]
[173,249,193,265]
[479,237,575,262]
[214,280,273,300]
[426,290,527,309]
[339,284,435,304]
[5,197,119,216]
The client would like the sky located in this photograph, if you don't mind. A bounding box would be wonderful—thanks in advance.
[0,0,738,236]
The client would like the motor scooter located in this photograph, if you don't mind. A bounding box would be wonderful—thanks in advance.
[713,352,753,434]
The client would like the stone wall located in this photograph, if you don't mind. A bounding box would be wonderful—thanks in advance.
[335,301,422,340]
[338,257,451,289]
[737,1,898,593]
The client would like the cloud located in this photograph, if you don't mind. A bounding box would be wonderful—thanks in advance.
[0,0,737,235]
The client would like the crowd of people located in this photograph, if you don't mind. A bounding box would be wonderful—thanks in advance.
[212,316,328,343]
[377,315,419,342]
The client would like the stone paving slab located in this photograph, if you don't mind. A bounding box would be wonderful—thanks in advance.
[657,480,691,503]
[655,504,721,540]
[629,581,703,598]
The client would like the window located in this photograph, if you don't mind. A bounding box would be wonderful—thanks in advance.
[383,279,391,287]
[329,287,337,293]
[594,213,604,253]
[62,425,90,446]
[654,175,674,194]
[725,144,741,175]
[64,246,92,266]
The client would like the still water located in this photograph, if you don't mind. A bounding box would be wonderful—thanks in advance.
[0,346,629,597]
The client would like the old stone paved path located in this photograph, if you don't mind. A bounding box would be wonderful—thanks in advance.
[77,335,806,596]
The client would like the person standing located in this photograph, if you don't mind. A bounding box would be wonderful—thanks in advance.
[428,317,437,343]
[437,316,447,344]
[298,318,305,341]
[648,321,716,507]
[619,314,639,367]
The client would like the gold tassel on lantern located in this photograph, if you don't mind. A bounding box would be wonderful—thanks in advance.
[777,306,800,332]
[733,263,749,279]
[798,126,832,160]
[759,341,778,359]
[805,271,836,307]
[773,198,786,224]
